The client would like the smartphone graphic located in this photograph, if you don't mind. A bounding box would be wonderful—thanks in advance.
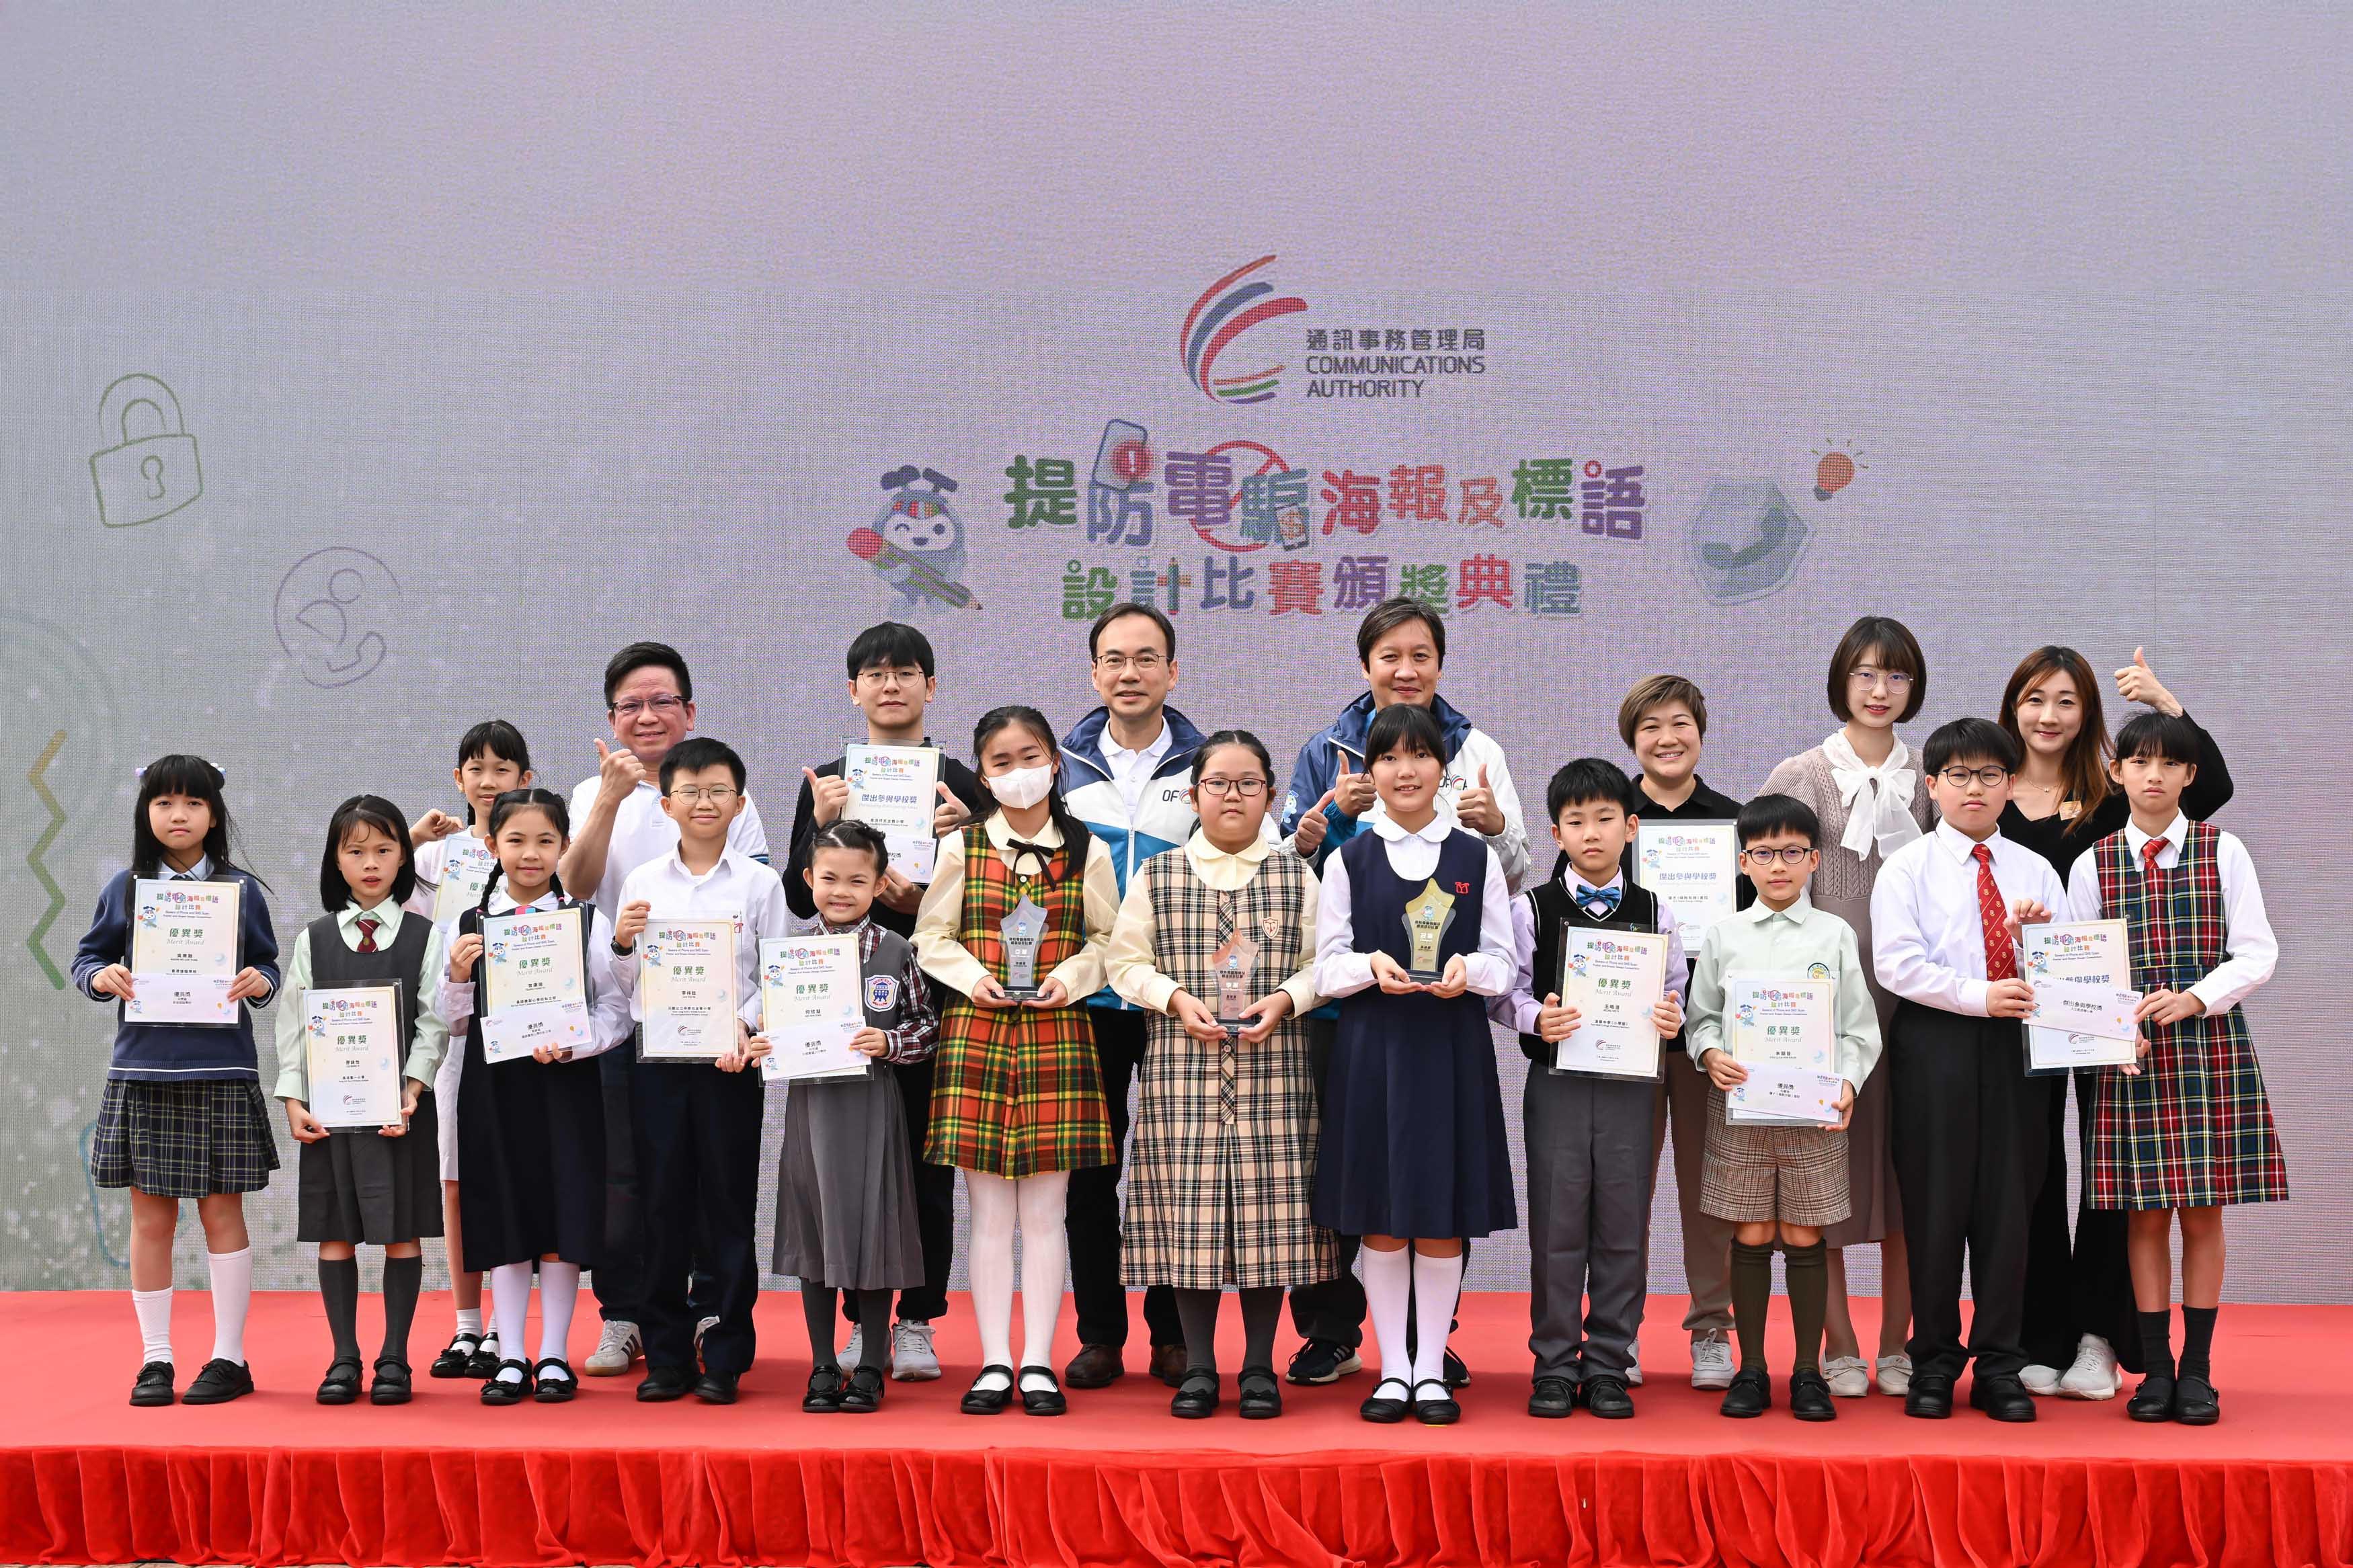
[1092,420,1152,491]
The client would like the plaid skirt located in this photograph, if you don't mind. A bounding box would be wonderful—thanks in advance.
[2090,1021,2288,1209]
[1699,1085,1850,1226]
[926,998,1113,1179]
[89,1078,280,1199]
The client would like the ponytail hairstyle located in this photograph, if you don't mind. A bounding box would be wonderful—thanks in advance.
[475,786,573,917]
[809,818,890,878]
[319,794,417,911]
[131,753,265,886]
[455,720,534,824]
[1190,728,1275,789]
[971,704,1092,884]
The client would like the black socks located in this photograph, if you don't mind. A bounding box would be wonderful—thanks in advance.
[381,1253,422,1366]
[1730,1242,1774,1372]
[852,1288,892,1372]
[803,1286,841,1370]
[2179,1305,2218,1381]
[1782,1241,1828,1374]
[2139,1309,2176,1380]
[319,1256,361,1363]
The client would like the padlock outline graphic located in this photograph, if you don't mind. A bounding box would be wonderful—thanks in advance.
[89,373,203,528]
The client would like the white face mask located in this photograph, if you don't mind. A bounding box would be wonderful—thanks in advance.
[988,764,1055,810]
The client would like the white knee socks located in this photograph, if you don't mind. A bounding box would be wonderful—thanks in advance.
[132,1286,173,1365]
[536,1261,580,1374]
[1410,1249,1463,1388]
[1015,1171,1071,1385]
[966,1171,1017,1391]
[489,1262,532,1382]
[205,1245,252,1366]
[1361,1244,1413,1388]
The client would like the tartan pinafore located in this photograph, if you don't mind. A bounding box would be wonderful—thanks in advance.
[1123,848,1337,1290]
[2088,821,2286,1209]
[924,825,1114,1178]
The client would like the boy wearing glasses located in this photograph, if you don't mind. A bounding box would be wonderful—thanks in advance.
[1686,794,1882,1421]
[784,621,988,1380]
[1870,718,2067,1422]
[610,739,793,1402]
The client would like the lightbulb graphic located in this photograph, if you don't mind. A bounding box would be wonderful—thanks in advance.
[1810,442,1866,500]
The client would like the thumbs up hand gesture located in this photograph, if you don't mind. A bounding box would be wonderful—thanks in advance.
[2112,647,2185,718]
[1456,763,1506,835]
[1330,751,1377,818]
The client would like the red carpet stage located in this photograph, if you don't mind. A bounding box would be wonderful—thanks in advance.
[3,1290,2348,1568]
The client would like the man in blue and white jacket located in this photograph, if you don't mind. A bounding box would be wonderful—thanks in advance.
[1055,602,1202,1389]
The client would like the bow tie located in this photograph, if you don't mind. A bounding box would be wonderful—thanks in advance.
[1006,839,1058,878]
[1575,883,1622,914]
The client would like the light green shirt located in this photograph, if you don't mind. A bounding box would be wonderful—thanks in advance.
[1685,892,1882,1091]
[272,902,448,1102]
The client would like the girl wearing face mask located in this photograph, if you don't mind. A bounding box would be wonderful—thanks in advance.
[912,706,1121,1417]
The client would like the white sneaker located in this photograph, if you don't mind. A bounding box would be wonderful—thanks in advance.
[891,1319,942,1381]
[2020,1362,2063,1396]
[1625,1342,1644,1387]
[1876,1352,1913,1397]
[585,1319,641,1376]
[2059,1334,2122,1400]
[1689,1331,1736,1391]
[842,1325,863,1369]
[1823,1354,1872,1397]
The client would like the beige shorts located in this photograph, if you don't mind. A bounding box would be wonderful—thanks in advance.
[1699,1089,1851,1227]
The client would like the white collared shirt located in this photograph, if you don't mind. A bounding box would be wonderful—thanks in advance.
[1099,720,1174,821]
[911,813,1121,1001]
[610,845,793,1027]
[566,776,770,918]
[1314,813,1515,999]
[1105,829,1324,1018]
[434,886,631,1058]
[1871,821,2067,1017]
[1683,891,1882,1089]
[1494,866,1688,1038]
[2064,812,2276,1017]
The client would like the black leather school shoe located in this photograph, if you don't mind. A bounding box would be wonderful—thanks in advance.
[431,1333,481,1379]
[1019,1365,1068,1415]
[1360,1376,1410,1423]
[1968,1374,2036,1423]
[369,1358,412,1406]
[1789,1368,1836,1421]
[1580,1373,1634,1419]
[838,1364,886,1413]
[1905,1372,1955,1419]
[129,1360,176,1407]
[638,1365,693,1402]
[182,1357,255,1405]
[1237,1366,1282,1419]
[315,1356,364,1405]
[1170,1370,1220,1419]
[530,1358,577,1403]
[2171,1372,2220,1426]
[959,1364,1013,1415]
[1718,1368,1771,1418]
[805,1366,846,1413]
[1528,1376,1575,1419]
[1412,1378,1462,1425]
[479,1359,533,1405]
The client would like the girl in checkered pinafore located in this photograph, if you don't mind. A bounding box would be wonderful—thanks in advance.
[1105,730,1335,1421]
[75,755,282,1410]
[913,706,1117,1417]
[2078,714,2283,1427]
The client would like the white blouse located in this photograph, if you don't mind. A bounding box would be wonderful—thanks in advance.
[1312,813,1515,1000]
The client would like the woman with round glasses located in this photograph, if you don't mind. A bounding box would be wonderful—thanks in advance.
[1762,614,1933,1401]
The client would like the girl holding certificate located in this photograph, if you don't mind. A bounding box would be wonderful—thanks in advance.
[1312,704,1516,1427]
[1104,730,1332,1421]
[913,706,1119,1417]
[274,796,447,1405]
[1763,616,1931,1401]
[403,718,535,1383]
[771,820,939,1415]
[75,755,281,1408]
[438,788,629,1405]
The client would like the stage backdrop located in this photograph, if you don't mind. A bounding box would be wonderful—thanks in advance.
[2,5,2346,1300]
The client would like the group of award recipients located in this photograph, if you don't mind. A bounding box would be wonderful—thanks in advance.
[73,597,2282,1431]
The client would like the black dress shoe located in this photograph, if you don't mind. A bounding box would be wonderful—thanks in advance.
[1443,1348,1472,1389]
[1581,1373,1635,1419]
[1905,1372,1955,1419]
[959,1365,1012,1415]
[1063,1344,1123,1388]
[1020,1366,1068,1415]
[1170,1370,1220,1418]
[1150,1344,1191,1388]
[1360,1376,1411,1423]
[431,1333,481,1378]
[2172,1372,2219,1426]
[1237,1367,1282,1419]
[316,1356,364,1405]
[465,1334,504,1380]
[183,1357,255,1405]
[693,1370,739,1405]
[1968,1374,2036,1422]
[1718,1368,1771,1418]
[480,1360,533,1405]
[370,1358,412,1406]
[1286,1337,1363,1385]
[838,1364,885,1413]
[1790,1368,1837,1421]
[1528,1376,1575,1419]
[531,1358,577,1403]
[129,1360,176,1407]
[2127,1372,2176,1422]
[639,1365,694,1402]
[1412,1378,1462,1425]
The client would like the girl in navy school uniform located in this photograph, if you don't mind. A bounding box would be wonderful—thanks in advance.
[436,787,629,1405]
[274,795,448,1405]
[404,720,535,1380]
[74,754,281,1408]
[1311,704,1517,1426]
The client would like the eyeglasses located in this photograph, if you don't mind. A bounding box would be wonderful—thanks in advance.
[1936,766,2011,788]
[666,786,740,804]
[611,695,686,718]
[855,666,926,688]
[1094,653,1167,675]
[1848,667,1914,690]
[1196,777,1267,798]
[1741,845,1815,866]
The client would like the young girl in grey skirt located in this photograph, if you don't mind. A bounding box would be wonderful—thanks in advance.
[770,820,939,1414]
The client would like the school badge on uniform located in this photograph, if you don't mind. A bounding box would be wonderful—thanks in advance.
[865,975,898,1012]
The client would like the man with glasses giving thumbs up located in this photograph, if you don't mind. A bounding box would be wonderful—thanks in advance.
[1277,596,1533,1386]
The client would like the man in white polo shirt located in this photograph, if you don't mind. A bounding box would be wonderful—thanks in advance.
[559,641,772,1376]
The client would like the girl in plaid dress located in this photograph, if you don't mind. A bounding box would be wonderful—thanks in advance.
[1105,730,1333,1420]
[75,755,281,1409]
[913,706,1119,1415]
[2069,713,2282,1427]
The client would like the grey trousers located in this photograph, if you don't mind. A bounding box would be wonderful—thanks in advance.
[1650,1060,1737,1334]
[1525,1067,1657,1380]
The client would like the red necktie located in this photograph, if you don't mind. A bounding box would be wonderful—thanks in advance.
[356,917,381,954]
[1972,843,2016,982]
[2141,836,2169,875]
